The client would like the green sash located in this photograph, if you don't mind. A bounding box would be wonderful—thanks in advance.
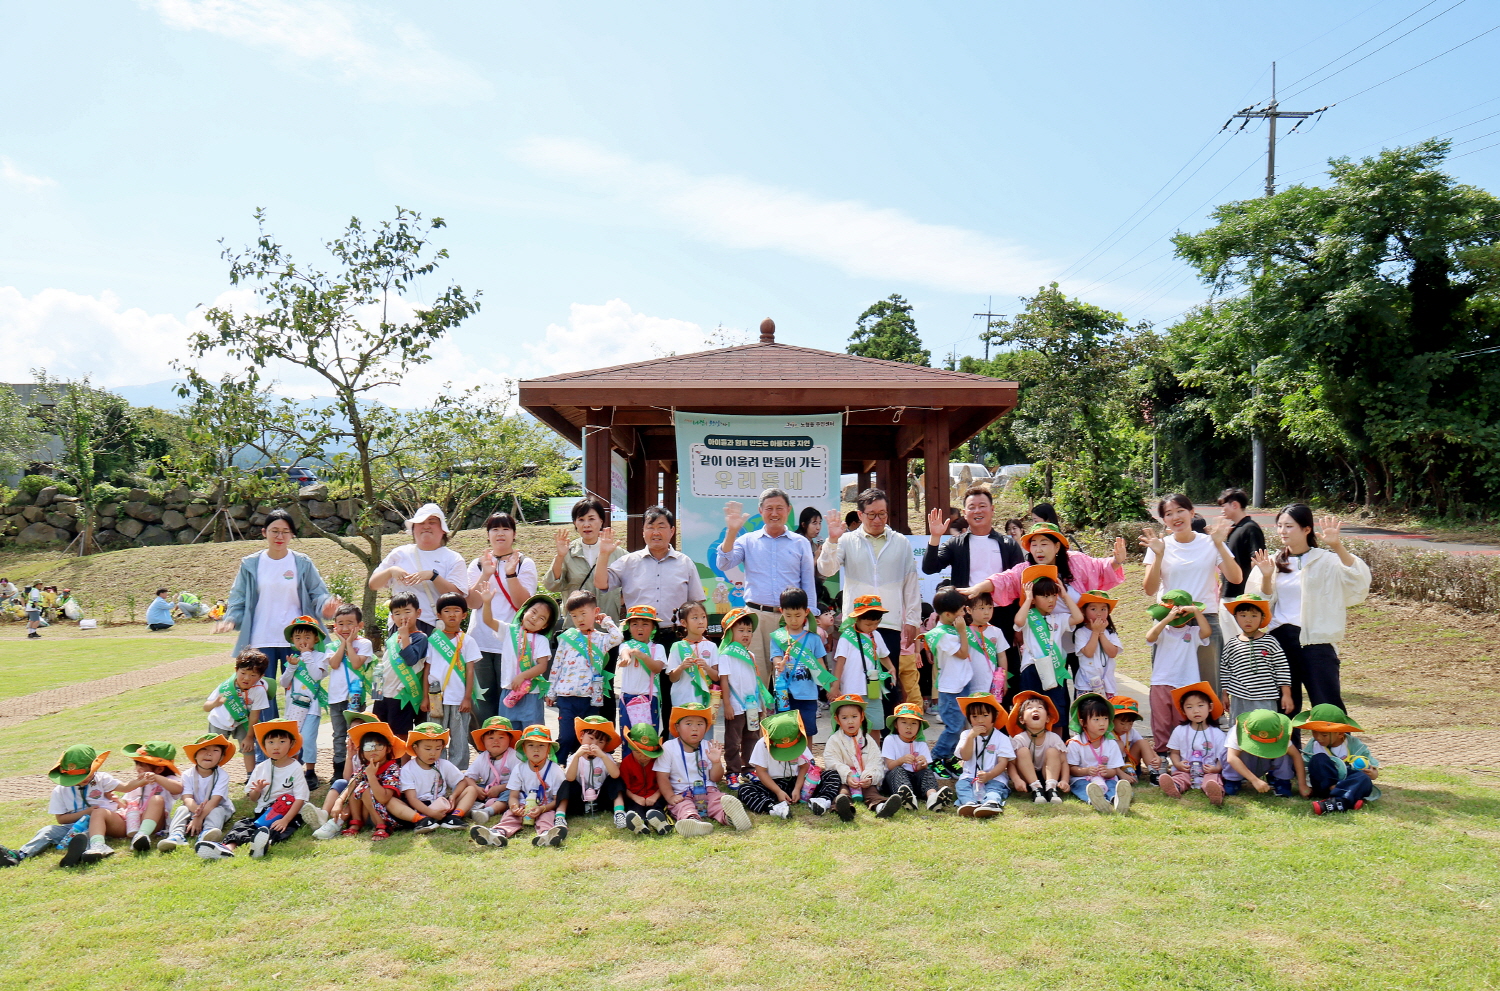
[510,623,550,697]
[671,640,713,704]
[972,628,1001,670]
[320,639,366,699]
[217,678,251,727]
[386,633,423,707]
[292,656,328,709]
[842,630,892,691]
[1026,608,1069,690]
[772,628,837,691]
[559,628,613,698]
[429,629,481,702]
[719,640,775,711]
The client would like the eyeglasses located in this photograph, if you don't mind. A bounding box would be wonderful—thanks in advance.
[860,511,888,521]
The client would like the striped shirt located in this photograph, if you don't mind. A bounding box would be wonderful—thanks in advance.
[1220,633,1290,702]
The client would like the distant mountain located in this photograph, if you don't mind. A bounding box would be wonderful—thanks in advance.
[110,380,188,411]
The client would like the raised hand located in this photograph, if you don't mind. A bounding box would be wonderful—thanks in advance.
[825,511,847,542]
[1208,516,1232,543]
[598,528,618,557]
[1138,528,1166,557]
[554,526,571,555]
[724,501,749,532]
[927,506,952,538]
[480,549,497,577]
[1112,535,1127,566]
[1316,515,1344,547]
[1252,548,1274,576]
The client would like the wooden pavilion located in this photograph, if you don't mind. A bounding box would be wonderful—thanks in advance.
[518,320,1019,550]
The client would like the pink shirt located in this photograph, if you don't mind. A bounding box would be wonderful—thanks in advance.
[985,554,1125,605]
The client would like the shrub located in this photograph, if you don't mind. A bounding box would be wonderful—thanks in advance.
[1349,539,1500,614]
[90,483,130,504]
[20,475,77,497]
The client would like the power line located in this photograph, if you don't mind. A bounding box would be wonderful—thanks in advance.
[1451,138,1500,159]
[1323,21,1500,107]
[1277,0,1458,101]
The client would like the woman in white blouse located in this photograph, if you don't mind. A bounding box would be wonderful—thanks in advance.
[466,512,538,727]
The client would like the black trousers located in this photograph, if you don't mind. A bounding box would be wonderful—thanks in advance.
[556,775,621,816]
[738,770,843,812]
[373,697,420,739]
[875,628,904,708]
[884,765,938,797]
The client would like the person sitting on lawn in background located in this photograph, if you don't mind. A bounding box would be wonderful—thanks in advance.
[737,711,842,820]
[955,694,1014,818]
[883,702,954,815]
[1219,593,1293,723]
[400,722,467,833]
[1067,692,1133,815]
[557,715,624,831]
[1109,696,1159,785]
[618,723,673,836]
[118,741,184,853]
[471,724,568,849]
[1074,591,1122,698]
[198,720,309,861]
[146,588,175,631]
[451,716,522,828]
[657,703,753,836]
[1,746,123,868]
[820,695,885,821]
[204,649,269,777]
[1007,691,1067,804]
[1224,710,1309,799]
[340,720,412,840]
[158,734,235,852]
[280,615,331,791]
[1160,682,1227,806]
[311,710,380,839]
[1295,704,1380,815]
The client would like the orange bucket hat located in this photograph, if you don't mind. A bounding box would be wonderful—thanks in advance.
[1005,691,1060,735]
[1170,681,1225,722]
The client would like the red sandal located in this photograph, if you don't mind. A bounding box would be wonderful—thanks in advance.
[341,819,365,837]
[372,828,391,841]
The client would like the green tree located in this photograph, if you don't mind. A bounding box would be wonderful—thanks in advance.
[31,372,136,554]
[848,294,930,365]
[0,387,43,479]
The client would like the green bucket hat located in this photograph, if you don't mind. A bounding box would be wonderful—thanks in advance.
[624,722,665,760]
[761,711,810,761]
[1235,710,1293,760]
[1068,692,1117,739]
[123,741,180,774]
[49,745,109,787]
[1147,589,1204,628]
[344,709,379,726]
[282,614,324,645]
[1292,703,1363,734]
[517,593,559,631]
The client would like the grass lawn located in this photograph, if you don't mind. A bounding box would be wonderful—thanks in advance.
[0,635,219,700]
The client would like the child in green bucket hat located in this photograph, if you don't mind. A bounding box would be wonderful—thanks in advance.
[1,745,125,868]
[736,712,843,819]
[1144,589,1213,766]
[118,741,184,853]
[1066,693,1133,814]
[1223,710,1309,798]
[883,702,956,814]
[1295,704,1380,814]
[619,723,672,836]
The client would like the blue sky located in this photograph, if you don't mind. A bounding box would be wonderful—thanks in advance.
[3,1,1497,405]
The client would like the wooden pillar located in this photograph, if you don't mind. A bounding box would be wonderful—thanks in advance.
[923,409,951,520]
[662,461,677,519]
[889,456,910,534]
[856,470,871,496]
[584,407,615,523]
[626,448,647,551]
[873,457,892,522]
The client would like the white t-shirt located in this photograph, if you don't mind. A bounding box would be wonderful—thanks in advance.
[48,773,123,815]
[719,643,763,713]
[498,627,553,694]
[881,734,931,773]
[247,759,310,813]
[324,637,374,705]
[465,749,519,790]
[669,640,719,707]
[617,642,666,697]
[1075,629,1121,696]
[569,753,614,801]
[835,632,890,698]
[748,737,811,779]
[1269,556,1304,630]
[934,630,972,695]
[1167,724,1227,767]
[377,543,469,626]
[1017,611,1075,674]
[959,728,1016,779]
[280,650,329,715]
[1118,726,1143,748]
[1143,533,1223,613]
[206,682,270,733]
[967,534,1005,587]
[399,758,465,803]
[1149,625,1208,688]
[659,738,715,796]
[507,760,565,803]
[181,766,233,806]
[425,630,483,706]
[1065,735,1126,770]
[466,556,539,653]
[968,625,1006,693]
[249,550,303,649]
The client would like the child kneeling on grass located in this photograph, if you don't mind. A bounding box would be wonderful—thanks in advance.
[1295,704,1380,815]
[557,715,624,829]
[471,724,568,848]
[198,720,309,861]
[1007,691,1067,804]
[118,741,184,852]
[656,703,752,835]
[2,746,124,868]
[820,695,884,821]
[955,694,1013,818]
[158,734,234,851]
[1160,682,1227,805]
[401,723,468,832]
[737,711,842,819]
[1067,693,1133,815]
[882,702,955,815]
[451,716,522,827]
[619,723,673,836]
[1224,710,1309,799]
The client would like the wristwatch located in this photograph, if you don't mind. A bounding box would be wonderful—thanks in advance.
[428,569,438,582]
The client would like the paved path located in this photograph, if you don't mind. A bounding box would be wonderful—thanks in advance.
[1198,508,1500,556]
[0,648,228,729]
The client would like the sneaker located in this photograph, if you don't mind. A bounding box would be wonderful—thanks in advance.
[1113,780,1134,814]
[157,833,186,852]
[1312,800,1330,816]
[644,809,673,835]
[1148,769,1162,786]
[1271,777,1294,798]
[721,795,753,831]
[975,800,1004,818]
[470,825,508,848]
[769,801,791,819]
[1031,783,1046,804]
[200,827,223,844]
[439,814,467,830]
[614,809,628,829]
[0,847,21,868]
[81,840,114,863]
[624,811,649,835]
[1160,774,1183,798]
[131,832,152,853]
[676,817,715,837]
[809,797,830,817]
[929,786,955,811]
[250,827,272,858]
[304,770,321,791]
[897,784,918,811]
[309,807,330,828]
[412,817,440,834]
[1222,780,1242,797]
[312,819,343,840]
[195,841,234,860]
[532,824,567,847]
[59,833,88,868]
[1085,782,1114,814]
[957,802,979,818]
[470,808,490,825]
[1350,799,1365,811]
[1045,786,1063,804]
[1203,778,1225,806]
[833,794,856,822]
[874,796,901,818]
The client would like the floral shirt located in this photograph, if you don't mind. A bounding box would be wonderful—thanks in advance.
[549,617,623,703]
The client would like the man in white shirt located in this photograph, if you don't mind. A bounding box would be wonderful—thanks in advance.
[818,488,920,686]
[368,504,469,632]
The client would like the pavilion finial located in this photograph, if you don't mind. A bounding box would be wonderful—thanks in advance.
[759,318,775,344]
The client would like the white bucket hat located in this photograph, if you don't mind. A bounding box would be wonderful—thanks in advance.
[405,503,450,535]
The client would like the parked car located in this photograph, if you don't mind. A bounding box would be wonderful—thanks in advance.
[258,465,322,486]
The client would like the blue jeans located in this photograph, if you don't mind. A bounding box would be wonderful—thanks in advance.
[619,693,660,733]
[787,698,819,743]
[496,691,545,732]
[257,646,299,720]
[1308,753,1373,803]
[956,776,1010,806]
[293,711,321,764]
[934,692,965,759]
[555,695,599,763]
[19,822,73,858]
[1070,777,1118,801]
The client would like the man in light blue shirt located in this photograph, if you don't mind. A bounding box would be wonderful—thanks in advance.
[716,488,818,681]
[145,588,175,631]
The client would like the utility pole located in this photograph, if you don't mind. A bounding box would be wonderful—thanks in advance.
[974,297,1006,361]
[1227,63,1327,508]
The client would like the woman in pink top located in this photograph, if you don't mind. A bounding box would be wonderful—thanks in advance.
[963,523,1127,608]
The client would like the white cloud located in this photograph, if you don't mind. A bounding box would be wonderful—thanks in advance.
[141,0,490,101]
[516,137,1064,295]
[523,299,710,376]
[1,157,56,190]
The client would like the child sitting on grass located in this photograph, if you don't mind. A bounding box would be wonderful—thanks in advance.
[737,712,842,819]
[656,703,753,835]
[1295,704,1380,815]
[820,695,884,820]
[342,720,412,840]
[619,723,673,836]
[2,746,123,868]
[471,725,568,848]
[400,722,468,832]
[1074,591,1121,698]
[1219,593,1293,723]
[311,710,380,838]
[158,734,234,852]
[882,702,954,814]
[453,716,522,826]
[1109,696,1159,785]
[198,720,308,861]
[203,649,269,776]
[1007,691,1066,804]
[1160,683,1227,806]
[557,715,623,829]
[280,615,331,791]
[118,741,183,852]
[1224,710,1309,799]
[771,587,834,739]
[1067,693,1133,815]
[955,694,1013,818]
